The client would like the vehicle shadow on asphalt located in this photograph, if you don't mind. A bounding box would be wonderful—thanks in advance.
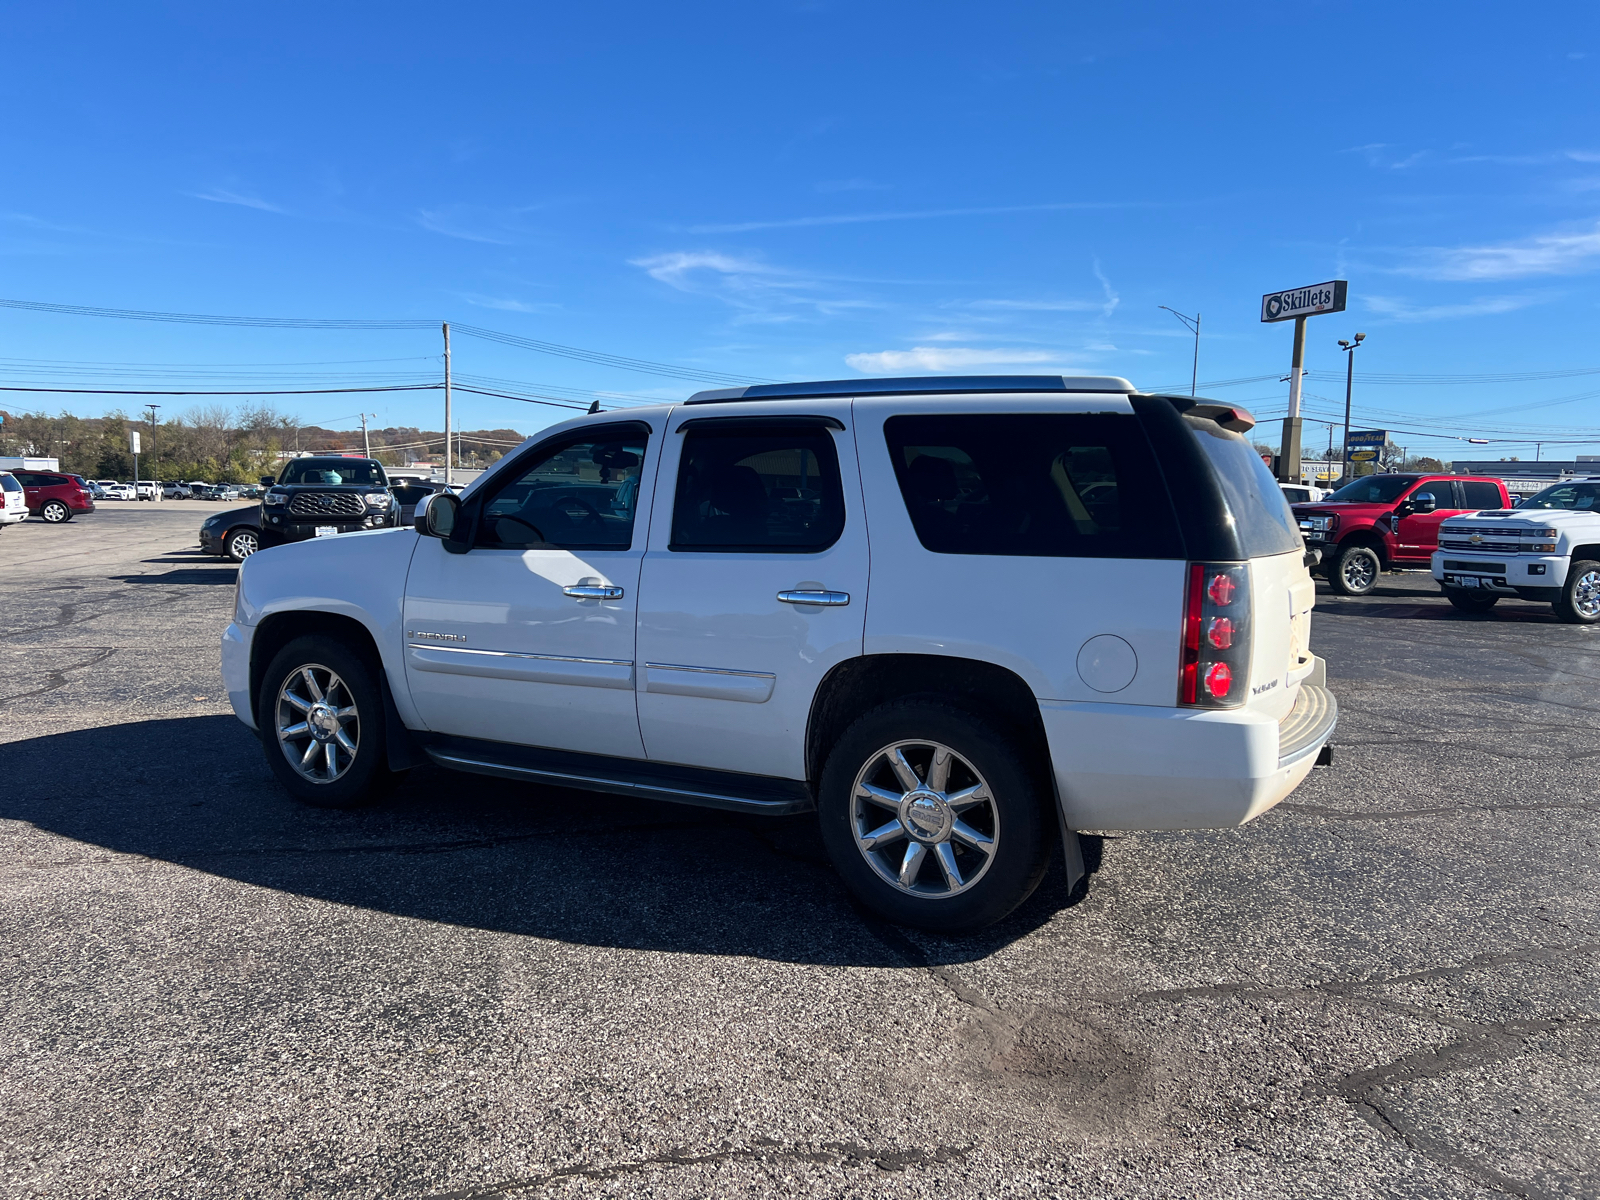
[2,716,1092,967]
[110,569,238,585]
[1314,582,1562,624]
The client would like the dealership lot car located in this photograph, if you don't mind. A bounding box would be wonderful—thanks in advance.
[257,456,398,545]
[0,471,28,530]
[12,470,96,522]
[223,376,1335,932]
[199,505,263,561]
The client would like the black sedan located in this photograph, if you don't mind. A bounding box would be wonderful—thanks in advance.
[199,505,263,562]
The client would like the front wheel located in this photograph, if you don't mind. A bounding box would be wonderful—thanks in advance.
[817,700,1051,933]
[1554,559,1600,624]
[1328,543,1382,596]
[39,500,71,523]
[257,635,402,808]
[225,527,260,561]
[1444,588,1499,614]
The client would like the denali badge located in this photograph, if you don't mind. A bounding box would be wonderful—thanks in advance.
[1251,678,1278,696]
[408,630,467,643]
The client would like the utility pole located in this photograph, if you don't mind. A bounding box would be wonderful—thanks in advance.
[144,404,161,500]
[442,322,453,485]
[1338,332,1366,482]
[360,413,371,458]
[1158,307,1201,395]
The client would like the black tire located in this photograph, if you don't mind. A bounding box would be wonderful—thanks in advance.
[1328,542,1382,596]
[257,634,402,808]
[40,500,71,523]
[225,527,260,562]
[1444,588,1499,614]
[817,699,1052,933]
[1554,559,1600,625]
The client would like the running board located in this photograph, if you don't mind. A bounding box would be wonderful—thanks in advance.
[422,735,815,816]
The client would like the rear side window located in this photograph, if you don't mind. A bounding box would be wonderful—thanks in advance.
[671,422,846,552]
[1461,480,1503,509]
[884,413,1182,558]
[1186,420,1301,557]
[0,474,20,493]
[479,430,648,550]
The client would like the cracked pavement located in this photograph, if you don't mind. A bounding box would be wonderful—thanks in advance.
[1,506,1596,1198]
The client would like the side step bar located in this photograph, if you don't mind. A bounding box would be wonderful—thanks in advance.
[422,735,815,816]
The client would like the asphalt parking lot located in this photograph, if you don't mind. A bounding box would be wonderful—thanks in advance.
[1,504,1596,1200]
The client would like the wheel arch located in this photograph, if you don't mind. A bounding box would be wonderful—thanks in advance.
[1336,529,1388,565]
[249,609,384,727]
[805,653,1052,789]
[1567,544,1600,566]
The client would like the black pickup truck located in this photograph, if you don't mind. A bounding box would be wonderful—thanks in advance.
[258,456,400,547]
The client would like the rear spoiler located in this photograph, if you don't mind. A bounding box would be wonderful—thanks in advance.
[1139,394,1256,434]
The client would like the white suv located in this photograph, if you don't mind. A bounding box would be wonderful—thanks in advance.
[0,472,27,529]
[221,376,1335,931]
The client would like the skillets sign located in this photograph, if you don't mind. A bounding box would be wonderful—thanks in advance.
[1261,280,1348,323]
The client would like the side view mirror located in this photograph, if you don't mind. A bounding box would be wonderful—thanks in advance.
[259,475,276,487]
[1410,492,1438,513]
[416,491,461,539]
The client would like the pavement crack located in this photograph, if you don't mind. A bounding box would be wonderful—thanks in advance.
[1279,799,1600,821]
[425,1139,972,1198]
[0,646,117,702]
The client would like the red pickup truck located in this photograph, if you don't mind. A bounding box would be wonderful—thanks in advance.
[1293,473,1511,595]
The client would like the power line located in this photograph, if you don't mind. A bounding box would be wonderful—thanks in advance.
[0,296,773,386]
[0,383,439,397]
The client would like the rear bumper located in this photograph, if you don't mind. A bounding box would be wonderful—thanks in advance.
[1040,678,1337,831]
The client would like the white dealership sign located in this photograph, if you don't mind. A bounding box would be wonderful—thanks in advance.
[1261,279,1348,323]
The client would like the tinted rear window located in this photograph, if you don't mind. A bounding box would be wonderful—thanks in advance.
[0,475,20,492]
[1185,420,1300,557]
[885,413,1182,558]
[671,423,846,552]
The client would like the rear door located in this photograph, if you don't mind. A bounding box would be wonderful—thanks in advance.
[633,401,867,780]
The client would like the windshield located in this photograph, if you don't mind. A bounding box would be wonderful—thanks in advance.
[277,459,387,487]
[1521,482,1600,511]
[1325,474,1417,504]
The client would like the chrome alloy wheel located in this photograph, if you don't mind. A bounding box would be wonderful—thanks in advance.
[1575,569,1600,619]
[1340,550,1377,593]
[228,529,259,560]
[275,664,360,784]
[851,740,1000,899]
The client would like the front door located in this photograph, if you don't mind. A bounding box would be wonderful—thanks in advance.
[401,420,657,758]
[1393,481,1461,559]
[634,404,868,780]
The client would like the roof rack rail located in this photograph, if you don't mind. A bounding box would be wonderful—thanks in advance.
[684,374,1137,404]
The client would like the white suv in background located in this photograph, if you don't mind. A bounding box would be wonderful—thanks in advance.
[222,375,1335,931]
[0,472,27,530]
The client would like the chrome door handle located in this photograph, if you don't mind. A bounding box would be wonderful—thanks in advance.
[777,589,850,606]
[563,585,624,600]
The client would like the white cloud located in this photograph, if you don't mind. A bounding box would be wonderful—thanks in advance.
[631,250,774,289]
[457,293,561,314]
[964,298,1103,312]
[191,188,282,213]
[1092,259,1120,316]
[1402,222,1600,280]
[684,200,1150,235]
[1364,293,1547,322]
[844,346,1066,372]
[415,208,513,244]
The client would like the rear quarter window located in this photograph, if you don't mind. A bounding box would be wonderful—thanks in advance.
[884,412,1182,558]
[1185,419,1301,558]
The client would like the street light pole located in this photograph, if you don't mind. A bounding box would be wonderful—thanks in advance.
[1159,306,1201,395]
[1338,332,1366,480]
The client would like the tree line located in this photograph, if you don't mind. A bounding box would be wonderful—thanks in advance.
[0,404,527,482]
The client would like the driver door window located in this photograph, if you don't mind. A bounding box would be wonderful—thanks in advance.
[479,434,648,550]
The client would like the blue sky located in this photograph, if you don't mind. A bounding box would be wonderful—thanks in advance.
[5,1,1600,459]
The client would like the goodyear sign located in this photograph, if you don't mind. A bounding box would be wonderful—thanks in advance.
[1347,429,1387,449]
[1262,280,1348,323]
[1349,450,1379,462]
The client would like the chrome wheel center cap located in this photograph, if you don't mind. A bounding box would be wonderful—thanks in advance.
[308,704,340,741]
[899,790,953,843]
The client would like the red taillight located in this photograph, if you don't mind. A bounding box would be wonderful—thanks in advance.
[1180,562,1250,709]
[1203,661,1232,698]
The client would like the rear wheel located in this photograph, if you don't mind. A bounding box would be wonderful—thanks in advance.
[1444,588,1499,614]
[257,635,402,808]
[817,699,1051,933]
[1328,542,1381,596]
[1554,560,1600,625]
[40,500,71,523]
